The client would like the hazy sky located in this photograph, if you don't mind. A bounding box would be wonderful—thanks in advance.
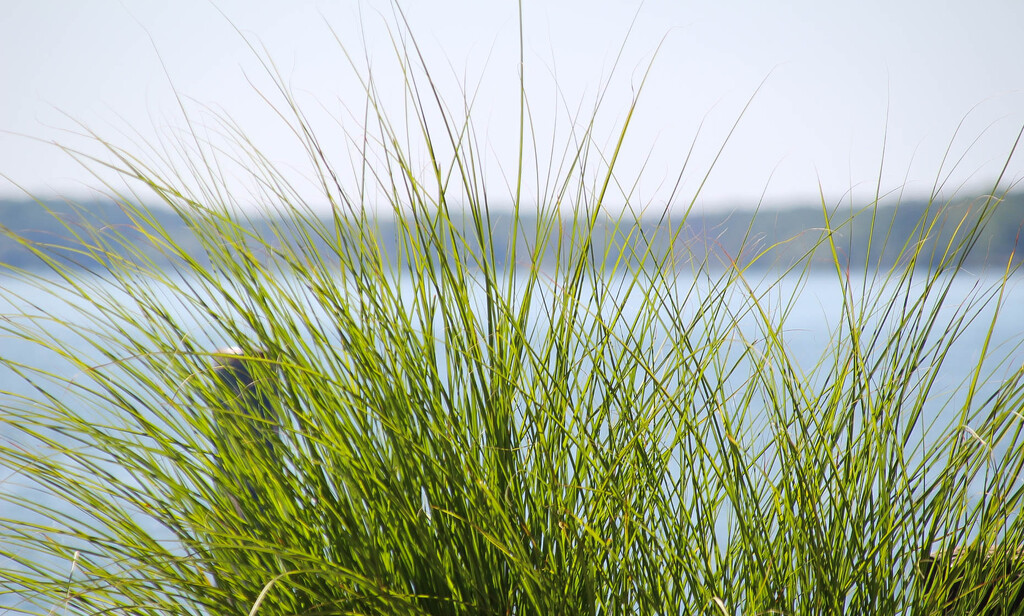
[3,0,1023,211]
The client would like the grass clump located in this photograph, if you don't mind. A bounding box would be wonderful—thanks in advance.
[2,10,1024,616]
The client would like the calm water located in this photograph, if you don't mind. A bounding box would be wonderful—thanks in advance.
[2,270,1023,609]
[3,269,1024,466]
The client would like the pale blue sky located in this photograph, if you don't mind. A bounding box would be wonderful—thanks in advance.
[3,0,1023,211]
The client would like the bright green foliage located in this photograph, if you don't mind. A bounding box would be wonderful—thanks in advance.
[2,12,1024,616]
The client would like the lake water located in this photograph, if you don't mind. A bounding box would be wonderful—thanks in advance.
[2,269,1023,609]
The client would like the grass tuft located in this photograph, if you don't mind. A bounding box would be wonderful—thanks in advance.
[2,9,1024,616]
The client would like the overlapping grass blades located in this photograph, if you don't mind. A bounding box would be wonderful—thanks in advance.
[2,10,1024,616]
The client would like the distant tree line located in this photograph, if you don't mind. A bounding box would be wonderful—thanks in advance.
[1,191,1021,274]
